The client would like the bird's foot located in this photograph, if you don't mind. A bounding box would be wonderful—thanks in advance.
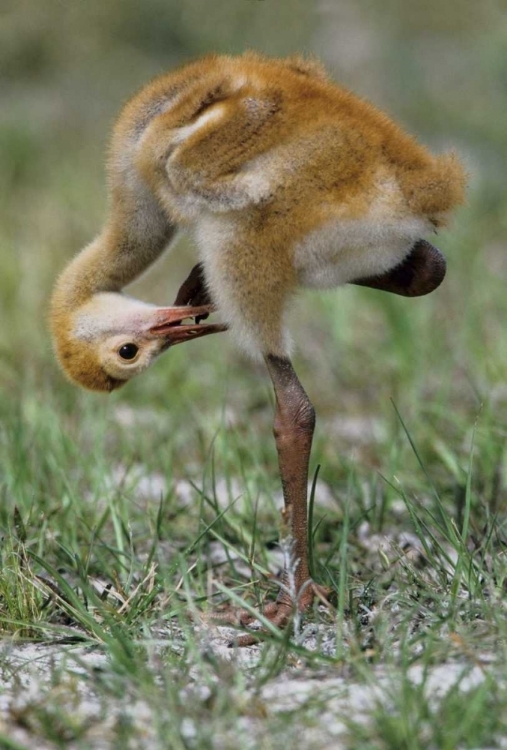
[173,263,212,322]
[210,580,334,647]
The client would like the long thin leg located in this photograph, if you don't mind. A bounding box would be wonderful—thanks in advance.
[207,354,331,643]
[264,354,315,609]
[174,268,316,604]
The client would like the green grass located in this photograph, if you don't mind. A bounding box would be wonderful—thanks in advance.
[1,1,507,747]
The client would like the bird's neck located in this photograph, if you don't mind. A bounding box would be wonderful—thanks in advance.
[52,209,176,313]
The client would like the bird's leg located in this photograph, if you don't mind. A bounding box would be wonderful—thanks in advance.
[173,263,211,308]
[352,239,446,297]
[264,354,330,616]
[213,355,331,643]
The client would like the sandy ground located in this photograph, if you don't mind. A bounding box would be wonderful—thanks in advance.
[0,624,497,750]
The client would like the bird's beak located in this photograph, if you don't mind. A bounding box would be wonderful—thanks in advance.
[148,305,227,346]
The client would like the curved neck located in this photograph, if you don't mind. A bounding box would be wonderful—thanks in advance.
[52,191,176,312]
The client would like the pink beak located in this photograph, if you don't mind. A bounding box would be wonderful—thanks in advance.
[148,305,227,346]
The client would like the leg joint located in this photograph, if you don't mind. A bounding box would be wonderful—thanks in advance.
[273,397,315,441]
[293,399,316,433]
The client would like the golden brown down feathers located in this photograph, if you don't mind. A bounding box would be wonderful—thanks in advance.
[50,52,466,390]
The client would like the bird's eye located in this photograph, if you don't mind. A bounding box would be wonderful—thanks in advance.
[118,343,139,361]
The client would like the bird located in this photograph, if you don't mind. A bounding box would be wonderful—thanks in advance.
[49,52,466,640]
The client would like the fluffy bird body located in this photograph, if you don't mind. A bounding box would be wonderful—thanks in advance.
[50,53,465,638]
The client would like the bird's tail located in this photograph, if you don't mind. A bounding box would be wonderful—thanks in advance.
[403,151,467,227]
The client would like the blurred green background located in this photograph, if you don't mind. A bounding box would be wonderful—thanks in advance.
[1,0,506,515]
[1,6,507,745]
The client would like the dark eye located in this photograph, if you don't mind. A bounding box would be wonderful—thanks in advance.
[118,343,139,361]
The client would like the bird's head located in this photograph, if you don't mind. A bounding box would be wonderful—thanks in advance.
[49,292,224,392]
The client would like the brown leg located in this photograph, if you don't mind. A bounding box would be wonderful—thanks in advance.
[214,355,330,644]
[265,354,314,603]
[265,354,331,614]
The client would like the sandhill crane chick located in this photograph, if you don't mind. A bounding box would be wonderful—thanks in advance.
[50,53,466,640]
